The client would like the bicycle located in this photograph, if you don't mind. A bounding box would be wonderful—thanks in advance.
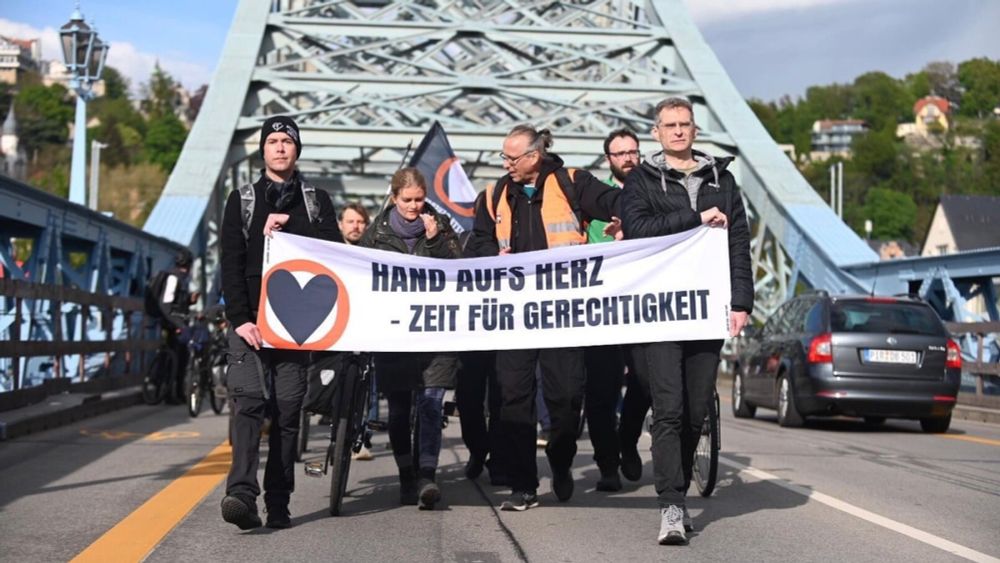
[692,388,721,497]
[142,340,181,406]
[184,319,227,417]
[303,352,381,516]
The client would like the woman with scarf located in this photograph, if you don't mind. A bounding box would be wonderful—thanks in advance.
[359,167,462,510]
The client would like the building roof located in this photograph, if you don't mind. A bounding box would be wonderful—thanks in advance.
[914,96,950,115]
[938,195,1000,251]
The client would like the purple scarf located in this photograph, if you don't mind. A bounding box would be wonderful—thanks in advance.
[389,206,426,252]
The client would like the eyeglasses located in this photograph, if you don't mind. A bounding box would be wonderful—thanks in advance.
[607,150,641,159]
[655,121,693,130]
[499,149,537,165]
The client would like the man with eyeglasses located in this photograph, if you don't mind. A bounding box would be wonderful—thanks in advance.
[471,124,622,512]
[575,129,639,495]
[620,97,753,545]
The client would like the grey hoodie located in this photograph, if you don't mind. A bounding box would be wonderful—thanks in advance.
[645,149,721,211]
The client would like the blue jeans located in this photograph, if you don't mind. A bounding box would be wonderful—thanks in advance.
[387,387,446,473]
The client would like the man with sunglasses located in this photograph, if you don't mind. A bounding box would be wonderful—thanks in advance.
[471,124,622,512]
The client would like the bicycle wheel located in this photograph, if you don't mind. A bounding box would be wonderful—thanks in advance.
[329,363,359,516]
[209,363,225,415]
[186,356,204,417]
[693,401,719,497]
[142,349,169,405]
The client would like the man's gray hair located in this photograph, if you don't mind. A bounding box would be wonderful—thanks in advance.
[653,97,695,124]
[507,124,554,158]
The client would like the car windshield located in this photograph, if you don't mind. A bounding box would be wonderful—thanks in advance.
[830,300,946,336]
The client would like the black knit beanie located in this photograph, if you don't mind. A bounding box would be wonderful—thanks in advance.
[259,115,302,157]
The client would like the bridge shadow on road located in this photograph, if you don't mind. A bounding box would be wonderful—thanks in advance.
[0,404,225,511]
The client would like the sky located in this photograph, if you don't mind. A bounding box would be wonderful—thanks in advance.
[1,0,998,102]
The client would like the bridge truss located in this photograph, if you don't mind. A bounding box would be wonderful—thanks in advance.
[145,0,998,362]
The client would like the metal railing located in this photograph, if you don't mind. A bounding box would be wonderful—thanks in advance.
[0,278,159,396]
[945,321,1000,397]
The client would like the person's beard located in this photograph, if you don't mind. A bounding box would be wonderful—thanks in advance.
[611,162,634,184]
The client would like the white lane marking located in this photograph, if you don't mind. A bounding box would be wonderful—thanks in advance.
[719,456,1000,563]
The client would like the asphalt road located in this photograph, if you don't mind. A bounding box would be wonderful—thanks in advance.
[0,387,998,563]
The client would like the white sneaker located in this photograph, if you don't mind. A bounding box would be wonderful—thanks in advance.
[658,505,688,545]
[352,446,374,461]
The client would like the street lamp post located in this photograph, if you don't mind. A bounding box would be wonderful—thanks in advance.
[60,5,108,206]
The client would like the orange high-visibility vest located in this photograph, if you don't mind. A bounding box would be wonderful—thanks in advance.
[486,169,586,251]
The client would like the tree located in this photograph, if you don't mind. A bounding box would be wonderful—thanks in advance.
[140,63,179,119]
[851,71,913,133]
[923,61,962,103]
[863,188,917,240]
[957,58,1000,118]
[144,112,186,172]
[14,84,74,155]
[747,98,781,142]
[89,97,147,166]
[101,66,131,100]
[851,129,898,182]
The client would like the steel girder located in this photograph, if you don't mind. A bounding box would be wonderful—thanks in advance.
[157,1,1000,321]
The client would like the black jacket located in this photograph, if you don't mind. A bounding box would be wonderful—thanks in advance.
[359,204,461,259]
[469,154,621,256]
[621,150,754,314]
[221,171,343,327]
[360,204,461,390]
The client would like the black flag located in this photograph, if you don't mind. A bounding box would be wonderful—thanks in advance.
[409,121,477,234]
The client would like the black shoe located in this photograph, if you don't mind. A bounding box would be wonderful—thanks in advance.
[221,495,262,530]
[596,471,622,492]
[683,506,694,533]
[552,468,574,502]
[464,456,485,480]
[620,447,642,482]
[265,505,291,529]
[499,490,539,511]
[417,478,441,510]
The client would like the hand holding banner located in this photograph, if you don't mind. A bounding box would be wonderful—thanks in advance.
[257,226,732,352]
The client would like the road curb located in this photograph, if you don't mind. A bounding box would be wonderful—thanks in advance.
[0,387,144,441]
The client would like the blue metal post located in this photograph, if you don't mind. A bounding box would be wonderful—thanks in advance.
[69,90,88,205]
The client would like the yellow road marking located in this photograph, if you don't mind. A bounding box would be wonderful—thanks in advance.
[79,429,201,442]
[939,434,1000,448]
[71,441,231,563]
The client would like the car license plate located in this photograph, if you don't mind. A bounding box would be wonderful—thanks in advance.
[862,349,918,364]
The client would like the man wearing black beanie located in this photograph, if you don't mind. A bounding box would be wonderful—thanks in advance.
[219,115,343,530]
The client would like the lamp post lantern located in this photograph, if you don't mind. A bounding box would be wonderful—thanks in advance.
[60,5,108,206]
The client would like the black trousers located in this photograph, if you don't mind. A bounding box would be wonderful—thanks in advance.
[456,351,506,474]
[224,329,308,509]
[630,339,722,508]
[583,345,625,474]
[496,347,585,493]
[618,349,651,455]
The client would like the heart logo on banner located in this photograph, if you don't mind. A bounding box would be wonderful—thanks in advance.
[266,270,338,345]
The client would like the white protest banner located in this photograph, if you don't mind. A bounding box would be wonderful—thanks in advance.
[257,226,732,352]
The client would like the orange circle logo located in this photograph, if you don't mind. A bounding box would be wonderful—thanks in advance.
[258,259,350,350]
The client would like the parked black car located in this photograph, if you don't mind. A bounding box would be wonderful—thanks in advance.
[731,292,962,432]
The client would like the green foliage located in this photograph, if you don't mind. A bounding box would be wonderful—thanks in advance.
[850,129,898,181]
[144,112,187,172]
[863,187,917,240]
[140,64,180,119]
[90,97,147,167]
[957,58,1000,117]
[14,84,73,154]
[101,66,131,100]
[851,71,914,133]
